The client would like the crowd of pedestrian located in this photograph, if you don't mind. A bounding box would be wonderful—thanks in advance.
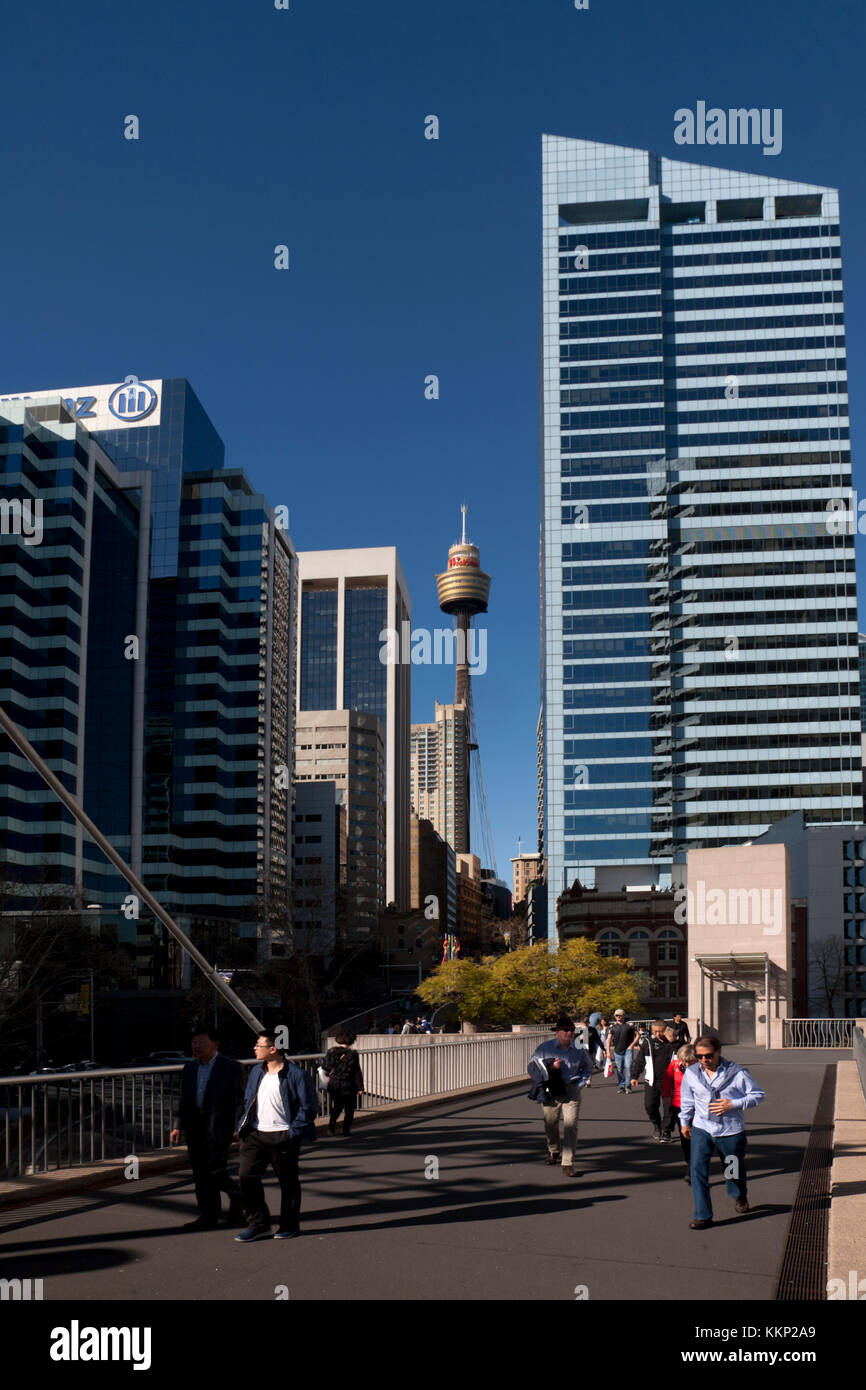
[527,1009,765,1229]
[169,1006,765,1242]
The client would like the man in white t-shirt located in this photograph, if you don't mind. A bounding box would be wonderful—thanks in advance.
[234,1032,318,1242]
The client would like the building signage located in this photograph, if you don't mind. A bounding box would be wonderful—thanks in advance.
[0,375,162,430]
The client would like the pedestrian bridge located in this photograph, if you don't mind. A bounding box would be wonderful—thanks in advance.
[0,1048,858,1302]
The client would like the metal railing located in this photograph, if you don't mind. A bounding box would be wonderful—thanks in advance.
[782,1019,857,1049]
[0,1033,547,1180]
[853,1027,866,1106]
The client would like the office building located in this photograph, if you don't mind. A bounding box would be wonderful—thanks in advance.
[0,379,297,977]
[294,708,385,939]
[0,399,149,910]
[297,548,411,908]
[410,701,470,852]
[291,781,343,954]
[542,135,861,939]
[511,852,545,905]
[410,815,457,937]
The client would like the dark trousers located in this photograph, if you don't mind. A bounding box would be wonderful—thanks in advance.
[187,1120,241,1224]
[644,1084,664,1130]
[664,1100,691,1167]
[238,1130,302,1233]
[329,1091,356,1134]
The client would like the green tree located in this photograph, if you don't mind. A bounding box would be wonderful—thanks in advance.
[417,937,647,1026]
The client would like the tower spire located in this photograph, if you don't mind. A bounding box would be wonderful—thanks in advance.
[461,502,467,545]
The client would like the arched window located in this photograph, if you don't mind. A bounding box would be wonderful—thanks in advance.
[657,928,681,963]
[597,930,622,958]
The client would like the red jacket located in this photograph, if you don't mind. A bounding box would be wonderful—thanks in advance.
[662,1059,688,1105]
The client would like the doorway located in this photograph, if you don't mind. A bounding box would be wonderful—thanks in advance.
[718,990,756,1045]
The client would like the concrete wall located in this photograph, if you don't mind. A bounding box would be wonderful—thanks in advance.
[687,843,792,1048]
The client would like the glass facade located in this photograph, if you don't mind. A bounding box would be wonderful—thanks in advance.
[95,378,224,579]
[542,137,862,927]
[300,589,338,709]
[0,402,142,909]
[343,586,388,735]
[145,469,294,923]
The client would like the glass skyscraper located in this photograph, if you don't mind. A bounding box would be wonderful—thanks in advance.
[0,399,147,908]
[0,378,296,980]
[297,548,411,909]
[542,136,861,932]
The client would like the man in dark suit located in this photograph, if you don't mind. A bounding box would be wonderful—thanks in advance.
[170,1027,246,1230]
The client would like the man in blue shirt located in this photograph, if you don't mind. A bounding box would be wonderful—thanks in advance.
[528,1016,592,1178]
[679,1033,766,1229]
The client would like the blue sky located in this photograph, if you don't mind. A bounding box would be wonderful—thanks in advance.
[2,0,865,877]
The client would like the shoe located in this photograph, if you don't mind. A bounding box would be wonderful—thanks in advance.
[327,1125,336,1135]
[659,1133,671,1144]
[180,1217,218,1231]
[618,1088,626,1095]
[561,1165,578,1177]
[585,1080,591,1088]
[652,1128,661,1141]
[545,1152,561,1165]
[734,1199,750,1214]
[273,1229,300,1239]
[689,1219,713,1230]
[234,1227,272,1243]
[683,1173,691,1185]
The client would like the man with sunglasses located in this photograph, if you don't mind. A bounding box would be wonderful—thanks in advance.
[678,1034,765,1229]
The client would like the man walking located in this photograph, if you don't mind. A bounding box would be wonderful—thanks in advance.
[679,1034,766,1229]
[632,1020,676,1141]
[235,1032,318,1242]
[528,1016,592,1177]
[671,1013,691,1046]
[170,1027,245,1230]
[606,1009,636,1093]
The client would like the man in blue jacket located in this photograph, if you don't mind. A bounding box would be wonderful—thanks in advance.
[528,1016,592,1178]
[234,1031,318,1242]
[679,1033,765,1230]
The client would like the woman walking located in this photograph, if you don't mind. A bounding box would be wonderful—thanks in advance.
[323,1029,365,1136]
[662,1043,696,1179]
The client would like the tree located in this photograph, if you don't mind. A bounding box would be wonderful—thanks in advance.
[807,937,848,1016]
[417,938,646,1027]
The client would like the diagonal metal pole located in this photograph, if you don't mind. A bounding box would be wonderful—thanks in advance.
[0,702,264,1034]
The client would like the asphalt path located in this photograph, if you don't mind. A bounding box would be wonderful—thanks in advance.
[0,1048,840,1301]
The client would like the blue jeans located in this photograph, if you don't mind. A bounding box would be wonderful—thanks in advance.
[690,1126,747,1221]
[613,1050,633,1091]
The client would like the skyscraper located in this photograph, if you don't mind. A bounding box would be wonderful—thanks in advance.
[0,399,148,905]
[296,548,411,908]
[542,136,861,937]
[410,701,469,851]
[0,379,297,977]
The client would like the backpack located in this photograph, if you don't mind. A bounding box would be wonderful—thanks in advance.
[327,1048,357,1094]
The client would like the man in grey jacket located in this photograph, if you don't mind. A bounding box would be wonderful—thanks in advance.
[528,1016,592,1178]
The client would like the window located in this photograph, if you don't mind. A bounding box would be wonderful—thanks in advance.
[657,929,680,962]
[597,930,622,958]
